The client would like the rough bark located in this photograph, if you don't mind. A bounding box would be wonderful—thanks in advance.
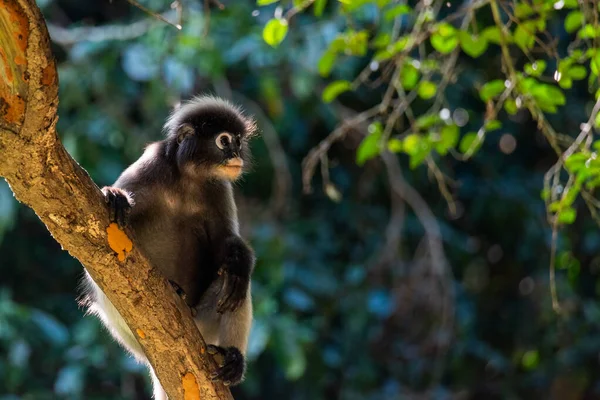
[0,1,233,399]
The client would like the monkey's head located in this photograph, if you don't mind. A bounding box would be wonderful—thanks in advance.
[164,96,258,181]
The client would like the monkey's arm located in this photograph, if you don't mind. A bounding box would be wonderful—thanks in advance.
[215,236,255,314]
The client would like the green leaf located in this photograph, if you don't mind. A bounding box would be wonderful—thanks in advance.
[521,350,539,370]
[514,3,535,18]
[524,60,546,77]
[313,0,327,16]
[558,76,573,89]
[480,80,505,102]
[504,99,518,115]
[322,80,353,103]
[387,138,403,152]
[356,123,383,166]
[257,0,280,5]
[485,120,502,131]
[459,31,488,58]
[430,23,458,54]
[514,24,535,51]
[341,30,369,56]
[578,24,600,39]
[372,33,391,48]
[558,207,577,224]
[565,153,588,173]
[263,19,289,47]
[434,124,459,155]
[459,132,482,154]
[565,11,584,33]
[563,0,579,8]
[409,148,430,169]
[541,188,550,201]
[418,81,437,100]
[400,64,420,90]
[568,65,587,80]
[373,36,408,61]
[402,134,421,155]
[591,52,600,76]
[318,51,336,77]
[402,134,431,169]
[415,113,442,129]
[481,26,502,44]
[383,4,411,21]
[530,84,566,110]
[339,0,372,12]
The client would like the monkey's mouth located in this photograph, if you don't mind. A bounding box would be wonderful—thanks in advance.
[216,158,244,180]
[223,158,244,170]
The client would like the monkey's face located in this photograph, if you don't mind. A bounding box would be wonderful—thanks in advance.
[174,117,252,181]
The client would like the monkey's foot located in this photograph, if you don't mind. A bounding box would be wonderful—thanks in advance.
[101,187,132,228]
[207,345,245,386]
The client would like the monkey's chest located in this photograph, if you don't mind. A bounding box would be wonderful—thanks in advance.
[133,216,215,295]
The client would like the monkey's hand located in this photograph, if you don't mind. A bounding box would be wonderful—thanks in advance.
[216,236,254,314]
[101,186,133,228]
[207,345,246,386]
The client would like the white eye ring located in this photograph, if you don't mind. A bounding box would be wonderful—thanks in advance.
[216,132,232,150]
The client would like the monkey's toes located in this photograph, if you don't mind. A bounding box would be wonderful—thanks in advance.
[207,346,245,386]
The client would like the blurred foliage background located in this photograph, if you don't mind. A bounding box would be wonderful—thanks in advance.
[2,0,600,399]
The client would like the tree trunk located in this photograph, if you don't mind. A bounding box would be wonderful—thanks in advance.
[0,1,232,399]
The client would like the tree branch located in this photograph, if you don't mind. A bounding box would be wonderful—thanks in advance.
[0,1,230,399]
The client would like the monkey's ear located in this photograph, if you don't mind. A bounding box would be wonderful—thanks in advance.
[177,124,195,143]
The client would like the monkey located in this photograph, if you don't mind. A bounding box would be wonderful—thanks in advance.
[80,95,258,400]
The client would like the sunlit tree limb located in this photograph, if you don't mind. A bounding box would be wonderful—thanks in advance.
[0,1,231,399]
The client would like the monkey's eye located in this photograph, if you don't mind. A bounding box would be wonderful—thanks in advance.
[216,132,232,150]
[235,137,242,147]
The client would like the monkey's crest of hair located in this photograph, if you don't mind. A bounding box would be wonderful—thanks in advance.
[163,95,258,139]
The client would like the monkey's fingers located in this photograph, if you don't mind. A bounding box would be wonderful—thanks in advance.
[102,187,132,228]
[217,274,239,314]
[217,275,247,313]
[226,278,245,312]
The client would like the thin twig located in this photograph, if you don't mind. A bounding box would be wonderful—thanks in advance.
[302,105,381,193]
[47,9,177,44]
[125,0,182,30]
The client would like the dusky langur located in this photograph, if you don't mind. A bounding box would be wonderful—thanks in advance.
[81,96,257,400]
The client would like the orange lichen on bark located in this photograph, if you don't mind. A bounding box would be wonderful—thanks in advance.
[2,1,29,67]
[0,0,30,126]
[136,329,146,339]
[6,1,29,54]
[1,94,25,124]
[106,223,133,262]
[0,48,12,84]
[41,64,55,85]
[182,373,201,400]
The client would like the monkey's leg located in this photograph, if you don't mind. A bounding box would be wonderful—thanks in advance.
[101,186,133,227]
[207,284,252,386]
